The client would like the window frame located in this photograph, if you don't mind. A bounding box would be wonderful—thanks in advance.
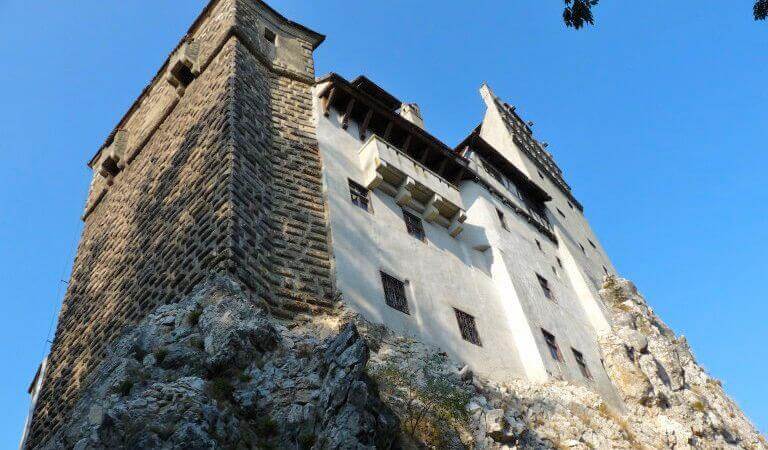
[454,308,482,347]
[541,329,563,362]
[402,209,426,242]
[536,273,555,302]
[572,348,593,380]
[380,271,409,315]
[348,179,372,213]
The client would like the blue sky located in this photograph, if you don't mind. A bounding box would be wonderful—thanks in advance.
[1,0,765,445]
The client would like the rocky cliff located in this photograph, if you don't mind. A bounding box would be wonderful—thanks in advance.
[39,276,765,449]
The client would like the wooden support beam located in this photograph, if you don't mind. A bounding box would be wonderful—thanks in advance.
[341,98,355,130]
[453,167,467,185]
[402,135,412,154]
[359,109,373,140]
[322,87,336,117]
[437,158,448,177]
[419,146,431,165]
[383,122,394,140]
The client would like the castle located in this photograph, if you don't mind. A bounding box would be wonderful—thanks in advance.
[23,1,625,447]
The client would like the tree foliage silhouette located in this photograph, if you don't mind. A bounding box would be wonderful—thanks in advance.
[563,0,767,29]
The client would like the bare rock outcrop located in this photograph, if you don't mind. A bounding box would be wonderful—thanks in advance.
[39,277,398,450]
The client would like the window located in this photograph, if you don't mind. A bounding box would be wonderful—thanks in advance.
[170,63,195,89]
[454,309,482,346]
[542,329,563,362]
[496,209,508,231]
[603,265,609,275]
[402,209,426,242]
[568,201,574,210]
[552,265,558,277]
[380,272,409,314]
[482,159,505,185]
[588,239,597,249]
[535,239,543,252]
[579,243,586,255]
[538,170,544,179]
[537,273,555,301]
[556,257,563,268]
[557,208,566,218]
[572,349,593,379]
[349,180,372,212]
[263,28,277,45]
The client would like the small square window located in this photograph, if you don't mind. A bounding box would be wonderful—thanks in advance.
[402,209,426,242]
[349,180,372,212]
[263,28,277,45]
[542,329,563,362]
[496,209,508,231]
[454,309,482,346]
[572,348,593,379]
[380,272,409,314]
[537,274,555,301]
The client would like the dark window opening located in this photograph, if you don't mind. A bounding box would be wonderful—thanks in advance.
[402,209,426,242]
[542,329,563,362]
[588,239,597,249]
[538,170,544,179]
[537,273,555,301]
[496,209,508,231]
[572,348,593,379]
[556,257,563,268]
[380,272,409,314]
[264,28,277,44]
[101,157,120,178]
[535,239,543,252]
[454,309,482,346]
[557,208,566,218]
[568,201,574,210]
[603,265,609,275]
[171,63,195,88]
[349,180,371,212]
[579,243,586,254]
[552,265,558,277]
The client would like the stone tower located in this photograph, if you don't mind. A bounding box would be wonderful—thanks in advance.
[25,1,334,447]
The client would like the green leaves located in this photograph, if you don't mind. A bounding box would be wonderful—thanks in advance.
[563,1,766,30]
[563,0,599,29]
[756,0,768,20]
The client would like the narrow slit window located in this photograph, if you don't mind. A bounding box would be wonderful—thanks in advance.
[572,348,593,379]
[568,201,574,210]
[349,179,372,213]
[603,265,609,275]
[535,239,543,252]
[556,257,563,268]
[264,28,277,45]
[537,273,555,301]
[380,272,409,314]
[552,265,558,277]
[579,243,586,255]
[402,209,426,242]
[496,208,508,231]
[588,239,597,249]
[542,329,563,362]
[557,208,566,218]
[454,309,482,346]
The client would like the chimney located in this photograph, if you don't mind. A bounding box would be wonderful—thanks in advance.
[399,103,425,129]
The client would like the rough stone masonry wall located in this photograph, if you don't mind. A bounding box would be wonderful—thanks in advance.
[28,1,334,447]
